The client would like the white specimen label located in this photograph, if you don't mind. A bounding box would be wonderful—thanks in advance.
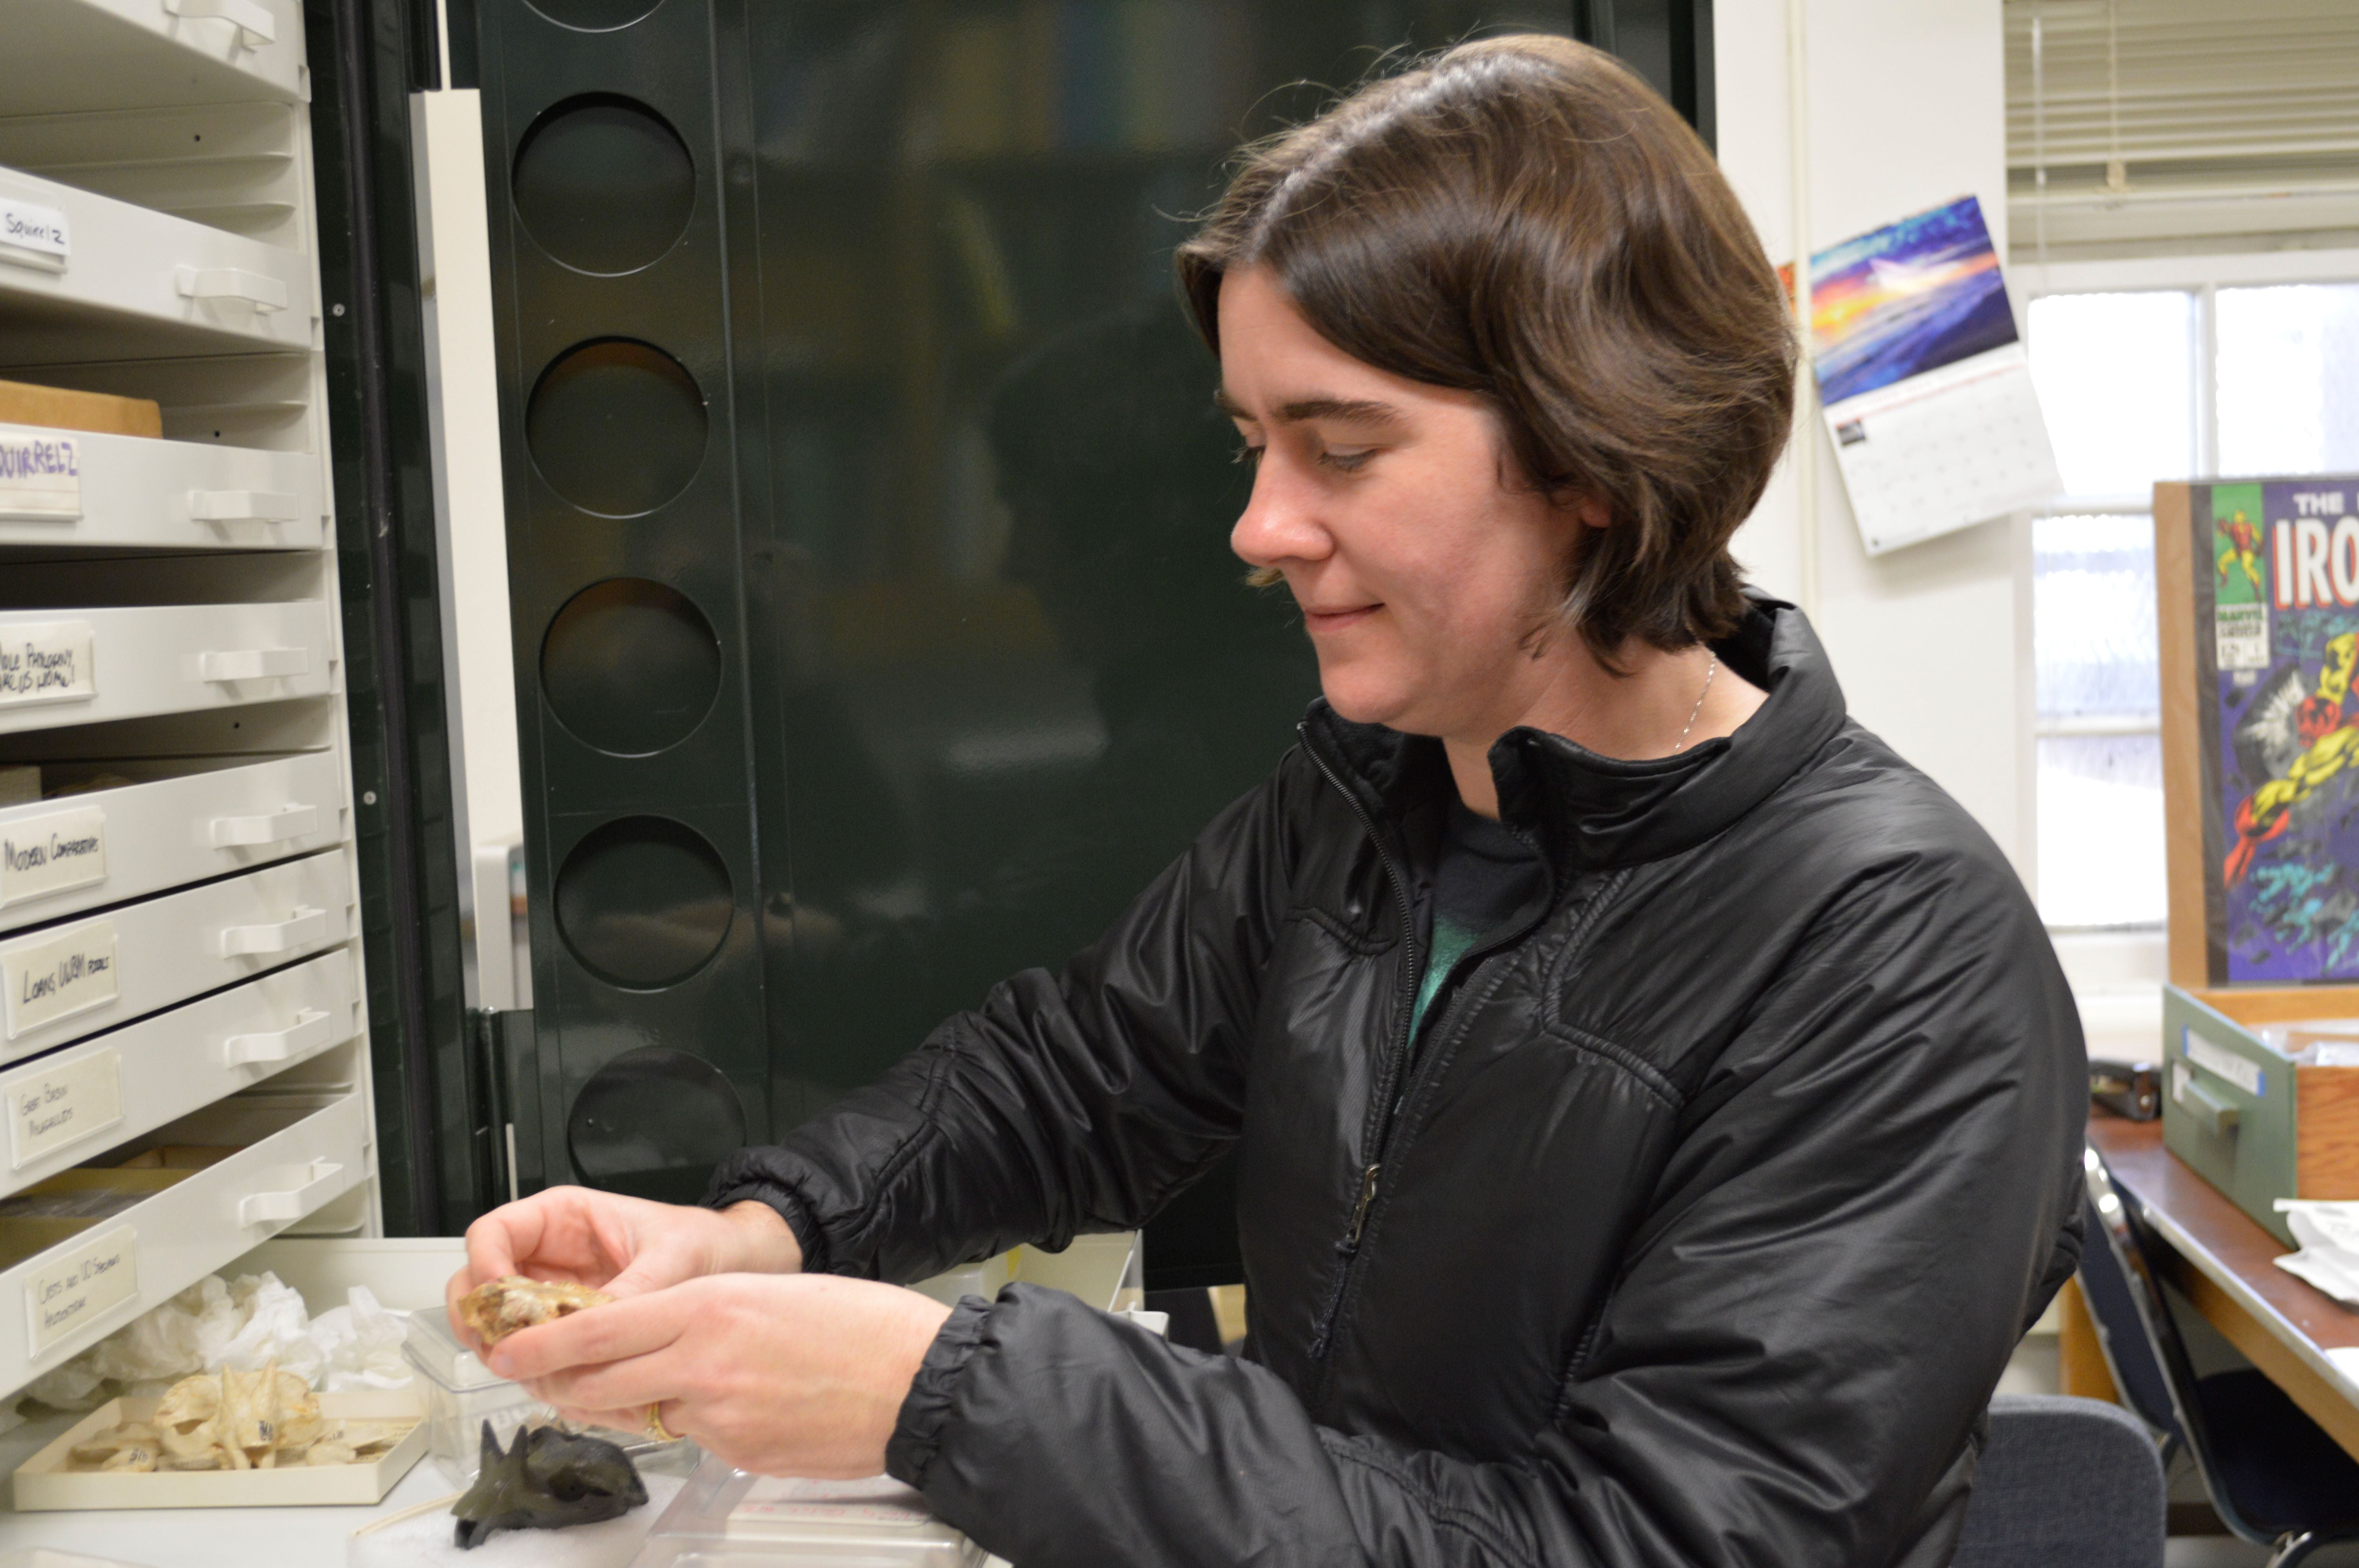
[27,1226,135,1356]
[0,805,107,910]
[2184,1028,2265,1097]
[8,1049,122,1170]
[0,200,69,271]
[0,433,79,521]
[0,622,95,710]
[2,920,117,1040]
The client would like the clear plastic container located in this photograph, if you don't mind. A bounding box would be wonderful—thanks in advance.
[400,1301,546,1485]
[631,1452,986,1567]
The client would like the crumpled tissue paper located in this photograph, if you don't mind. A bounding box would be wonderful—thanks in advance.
[18,1270,411,1416]
[2274,1199,2359,1305]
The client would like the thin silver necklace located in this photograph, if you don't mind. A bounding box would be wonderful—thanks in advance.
[1673,652,1718,753]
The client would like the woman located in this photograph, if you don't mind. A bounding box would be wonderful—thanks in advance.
[454,35,2085,1567]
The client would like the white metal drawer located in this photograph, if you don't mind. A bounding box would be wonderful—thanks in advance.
[0,600,332,735]
[0,947,356,1196]
[0,846,352,1061]
[0,1089,368,1389]
[0,166,315,360]
[0,0,307,118]
[0,752,347,932]
[0,423,321,550]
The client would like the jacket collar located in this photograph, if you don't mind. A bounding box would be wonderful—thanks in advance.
[1298,595,1849,877]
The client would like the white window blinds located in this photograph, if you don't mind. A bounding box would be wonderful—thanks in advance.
[2007,0,2359,261]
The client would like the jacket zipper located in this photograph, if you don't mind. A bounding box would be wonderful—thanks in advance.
[1301,731,1560,1366]
[1303,738,1419,1362]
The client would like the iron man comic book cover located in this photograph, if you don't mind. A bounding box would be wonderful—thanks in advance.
[2202,476,2359,981]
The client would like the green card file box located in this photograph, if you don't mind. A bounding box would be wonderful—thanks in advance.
[2161,984,2359,1245]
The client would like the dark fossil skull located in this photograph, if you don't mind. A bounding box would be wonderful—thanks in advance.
[451,1420,650,1549]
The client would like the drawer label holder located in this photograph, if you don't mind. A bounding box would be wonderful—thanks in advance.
[2184,1028,2266,1097]
[0,804,107,910]
[8,1049,122,1170]
[0,622,95,710]
[0,200,69,274]
[27,1225,136,1357]
[0,433,79,522]
[2,920,118,1041]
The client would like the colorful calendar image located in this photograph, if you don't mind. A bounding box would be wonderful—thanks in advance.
[2201,477,2359,981]
[1808,196,2019,407]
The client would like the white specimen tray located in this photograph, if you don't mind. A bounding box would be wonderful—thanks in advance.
[13,1390,422,1510]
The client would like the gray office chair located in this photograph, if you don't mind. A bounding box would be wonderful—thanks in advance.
[1951,1394,2166,1568]
[2081,1145,2359,1567]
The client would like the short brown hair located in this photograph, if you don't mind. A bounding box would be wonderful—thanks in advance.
[1176,34,1795,662]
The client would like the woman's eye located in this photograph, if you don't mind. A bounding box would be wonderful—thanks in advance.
[1232,444,1265,468]
[1318,448,1374,473]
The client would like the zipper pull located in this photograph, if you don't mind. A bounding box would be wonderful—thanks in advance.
[1346,1163,1382,1248]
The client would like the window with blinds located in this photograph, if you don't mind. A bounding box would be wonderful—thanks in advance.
[2006,0,2359,261]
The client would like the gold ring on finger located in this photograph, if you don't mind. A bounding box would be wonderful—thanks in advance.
[645,1402,678,1443]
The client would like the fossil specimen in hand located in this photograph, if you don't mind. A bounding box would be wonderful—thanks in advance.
[455,1276,614,1347]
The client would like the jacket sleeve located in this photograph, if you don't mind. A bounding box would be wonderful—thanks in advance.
[704,749,1311,1284]
[880,847,2088,1568]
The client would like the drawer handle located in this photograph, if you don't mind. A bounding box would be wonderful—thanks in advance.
[190,490,300,525]
[2181,1075,2242,1139]
[219,906,327,957]
[224,1007,335,1066]
[199,647,309,681]
[174,265,288,314]
[163,0,276,46]
[238,1160,344,1225]
[210,803,320,847]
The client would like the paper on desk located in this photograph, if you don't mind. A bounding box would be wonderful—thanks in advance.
[2274,1200,2359,1305]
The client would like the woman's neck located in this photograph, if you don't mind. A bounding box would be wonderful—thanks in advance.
[1443,638,1767,818]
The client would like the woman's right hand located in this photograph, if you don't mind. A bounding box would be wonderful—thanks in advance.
[445,1187,801,1349]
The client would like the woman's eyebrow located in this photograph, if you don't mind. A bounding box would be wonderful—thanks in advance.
[1213,389,1405,426]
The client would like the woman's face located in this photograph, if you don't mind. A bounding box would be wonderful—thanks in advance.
[1218,266,1589,741]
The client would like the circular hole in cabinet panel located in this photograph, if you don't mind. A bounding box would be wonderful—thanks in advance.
[567,1047,746,1204]
[523,0,661,31]
[513,96,694,276]
[555,815,734,988]
[526,339,706,517]
[541,578,721,756]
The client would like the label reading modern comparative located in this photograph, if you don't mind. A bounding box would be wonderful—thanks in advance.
[0,200,69,273]
[0,433,79,522]
[1,920,117,1040]
[8,1049,122,1170]
[27,1226,135,1356]
[0,622,95,710]
[0,805,107,910]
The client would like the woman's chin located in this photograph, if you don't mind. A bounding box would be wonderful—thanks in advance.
[1316,673,1418,731]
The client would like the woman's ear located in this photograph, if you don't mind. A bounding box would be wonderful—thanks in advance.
[1572,493,1611,530]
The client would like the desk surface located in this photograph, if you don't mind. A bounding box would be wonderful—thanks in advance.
[2088,1114,2359,1458]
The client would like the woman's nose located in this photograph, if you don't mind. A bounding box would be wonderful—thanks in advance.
[1230,459,1330,570]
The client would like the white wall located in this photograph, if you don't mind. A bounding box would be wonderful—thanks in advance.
[1719,0,2037,884]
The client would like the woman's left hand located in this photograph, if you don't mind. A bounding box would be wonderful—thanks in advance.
[484,1272,954,1479]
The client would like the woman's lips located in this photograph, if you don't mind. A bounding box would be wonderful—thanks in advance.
[1303,604,1379,633]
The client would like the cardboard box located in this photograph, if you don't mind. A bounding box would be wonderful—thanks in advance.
[0,379,160,439]
[2162,983,2359,1244]
[12,1391,424,1510]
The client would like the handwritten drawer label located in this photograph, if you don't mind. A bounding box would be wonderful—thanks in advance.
[2184,1028,2265,1098]
[2,920,117,1040]
[0,622,95,710]
[27,1226,135,1356]
[0,434,79,521]
[9,1049,122,1170]
[0,805,107,910]
[0,200,69,273]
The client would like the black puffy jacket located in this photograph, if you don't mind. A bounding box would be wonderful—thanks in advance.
[708,599,2087,1568]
